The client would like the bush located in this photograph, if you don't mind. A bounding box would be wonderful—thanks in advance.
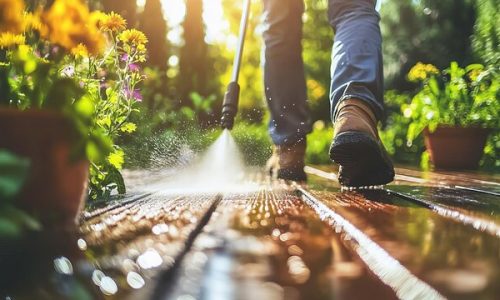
[472,0,500,66]
[305,121,333,165]
[380,91,424,165]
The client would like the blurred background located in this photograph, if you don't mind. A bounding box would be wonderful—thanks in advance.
[87,0,499,172]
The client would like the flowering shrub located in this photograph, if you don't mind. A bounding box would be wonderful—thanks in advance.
[404,61,499,144]
[0,0,147,199]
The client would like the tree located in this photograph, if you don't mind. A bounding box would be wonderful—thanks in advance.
[139,0,169,69]
[178,0,210,103]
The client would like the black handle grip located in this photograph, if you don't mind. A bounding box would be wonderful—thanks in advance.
[221,82,240,129]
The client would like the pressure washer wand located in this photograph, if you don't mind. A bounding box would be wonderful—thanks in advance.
[220,0,252,130]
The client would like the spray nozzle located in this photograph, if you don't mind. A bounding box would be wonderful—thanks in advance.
[220,82,240,130]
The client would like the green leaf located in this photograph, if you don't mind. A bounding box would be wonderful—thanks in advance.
[75,95,95,119]
[120,122,137,133]
[0,218,21,238]
[0,150,30,201]
[465,64,484,72]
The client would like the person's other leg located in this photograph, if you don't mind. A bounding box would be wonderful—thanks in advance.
[262,0,311,181]
[327,0,394,186]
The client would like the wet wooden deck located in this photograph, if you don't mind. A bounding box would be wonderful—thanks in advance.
[1,166,499,300]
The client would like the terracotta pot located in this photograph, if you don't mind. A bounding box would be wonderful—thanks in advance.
[424,126,490,170]
[0,109,88,226]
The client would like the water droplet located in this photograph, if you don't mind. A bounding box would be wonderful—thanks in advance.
[54,257,73,275]
[92,270,105,286]
[100,276,118,295]
[137,249,163,269]
[77,238,87,251]
[127,271,145,289]
[152,223,169,235]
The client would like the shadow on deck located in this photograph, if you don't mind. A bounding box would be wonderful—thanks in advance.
[1,166,499,300]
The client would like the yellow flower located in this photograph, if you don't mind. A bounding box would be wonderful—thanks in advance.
[40,0,105,55]
[408,62,439,82]
[0,32,25,48]
[99,12,126,32]
[0,0,24,34]
[71,43,88,58]
[307,79,326,101]
[90,10,107,28]
[468,69,483,82]
[107,150,124,170]
[119,29,148,47]
[23,11,43,32]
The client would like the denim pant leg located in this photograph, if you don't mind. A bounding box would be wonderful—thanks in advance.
[262,0,312,146]
[328,0,385,122]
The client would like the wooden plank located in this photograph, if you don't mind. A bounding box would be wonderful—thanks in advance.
[394,167,500,193]
[158,186,397,300]
[79,193,220,299]
[387,186,500,219]
[307,165,500,194]
[299,186,500,299]
[1,191,220,300]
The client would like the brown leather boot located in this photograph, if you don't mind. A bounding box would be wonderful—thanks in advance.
[267,139,307,182]
[330,99,394,187]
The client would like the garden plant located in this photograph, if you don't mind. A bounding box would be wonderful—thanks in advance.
[0,0,147,204]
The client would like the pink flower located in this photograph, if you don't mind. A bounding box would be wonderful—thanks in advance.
[125,87,142,102]
[129,63,140,72]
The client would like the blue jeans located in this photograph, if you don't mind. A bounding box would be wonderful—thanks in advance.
[262,0,384,145]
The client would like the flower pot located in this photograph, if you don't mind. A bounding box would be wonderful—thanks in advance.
[424,126,490,170]
[0,109,88,226]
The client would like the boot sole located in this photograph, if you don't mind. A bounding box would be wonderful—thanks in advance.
[329,131,395,187]
[277,168,307,182]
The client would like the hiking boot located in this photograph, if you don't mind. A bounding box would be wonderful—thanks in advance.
[266,139,307,182]
[329,98,394,187]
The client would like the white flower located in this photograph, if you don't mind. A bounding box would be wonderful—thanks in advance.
[404,108,413,118]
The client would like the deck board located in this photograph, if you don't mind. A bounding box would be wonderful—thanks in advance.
[159,187,397,300]
[301,187,500,299]
[1,166,499,300]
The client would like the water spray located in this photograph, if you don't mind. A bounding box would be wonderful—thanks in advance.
[220,0,252,130]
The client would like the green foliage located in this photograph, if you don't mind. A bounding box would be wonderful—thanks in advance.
[472,0,500,66]
[231,122,272,166]
[303,0,332,122]
[0,150,30,200]
[381,0,476,90]
[305,121,333,165]
[1,5,147,200]
[379,91,423,164]
[482,132,500,170]
[405,62,499,144]
[76,28,146,199]
[383,63,500,170]
[3,45,113,163]
[0,150,41,239]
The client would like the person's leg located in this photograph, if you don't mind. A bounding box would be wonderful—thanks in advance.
[262,0,311,181]
[328,0,394,186]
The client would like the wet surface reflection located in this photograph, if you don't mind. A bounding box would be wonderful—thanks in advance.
[1,193,218,299]
[1,167,499,300]
[306,188,500,299]
[163,185,396,300]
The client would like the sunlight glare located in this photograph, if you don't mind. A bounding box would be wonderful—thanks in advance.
[150,0,228,45]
